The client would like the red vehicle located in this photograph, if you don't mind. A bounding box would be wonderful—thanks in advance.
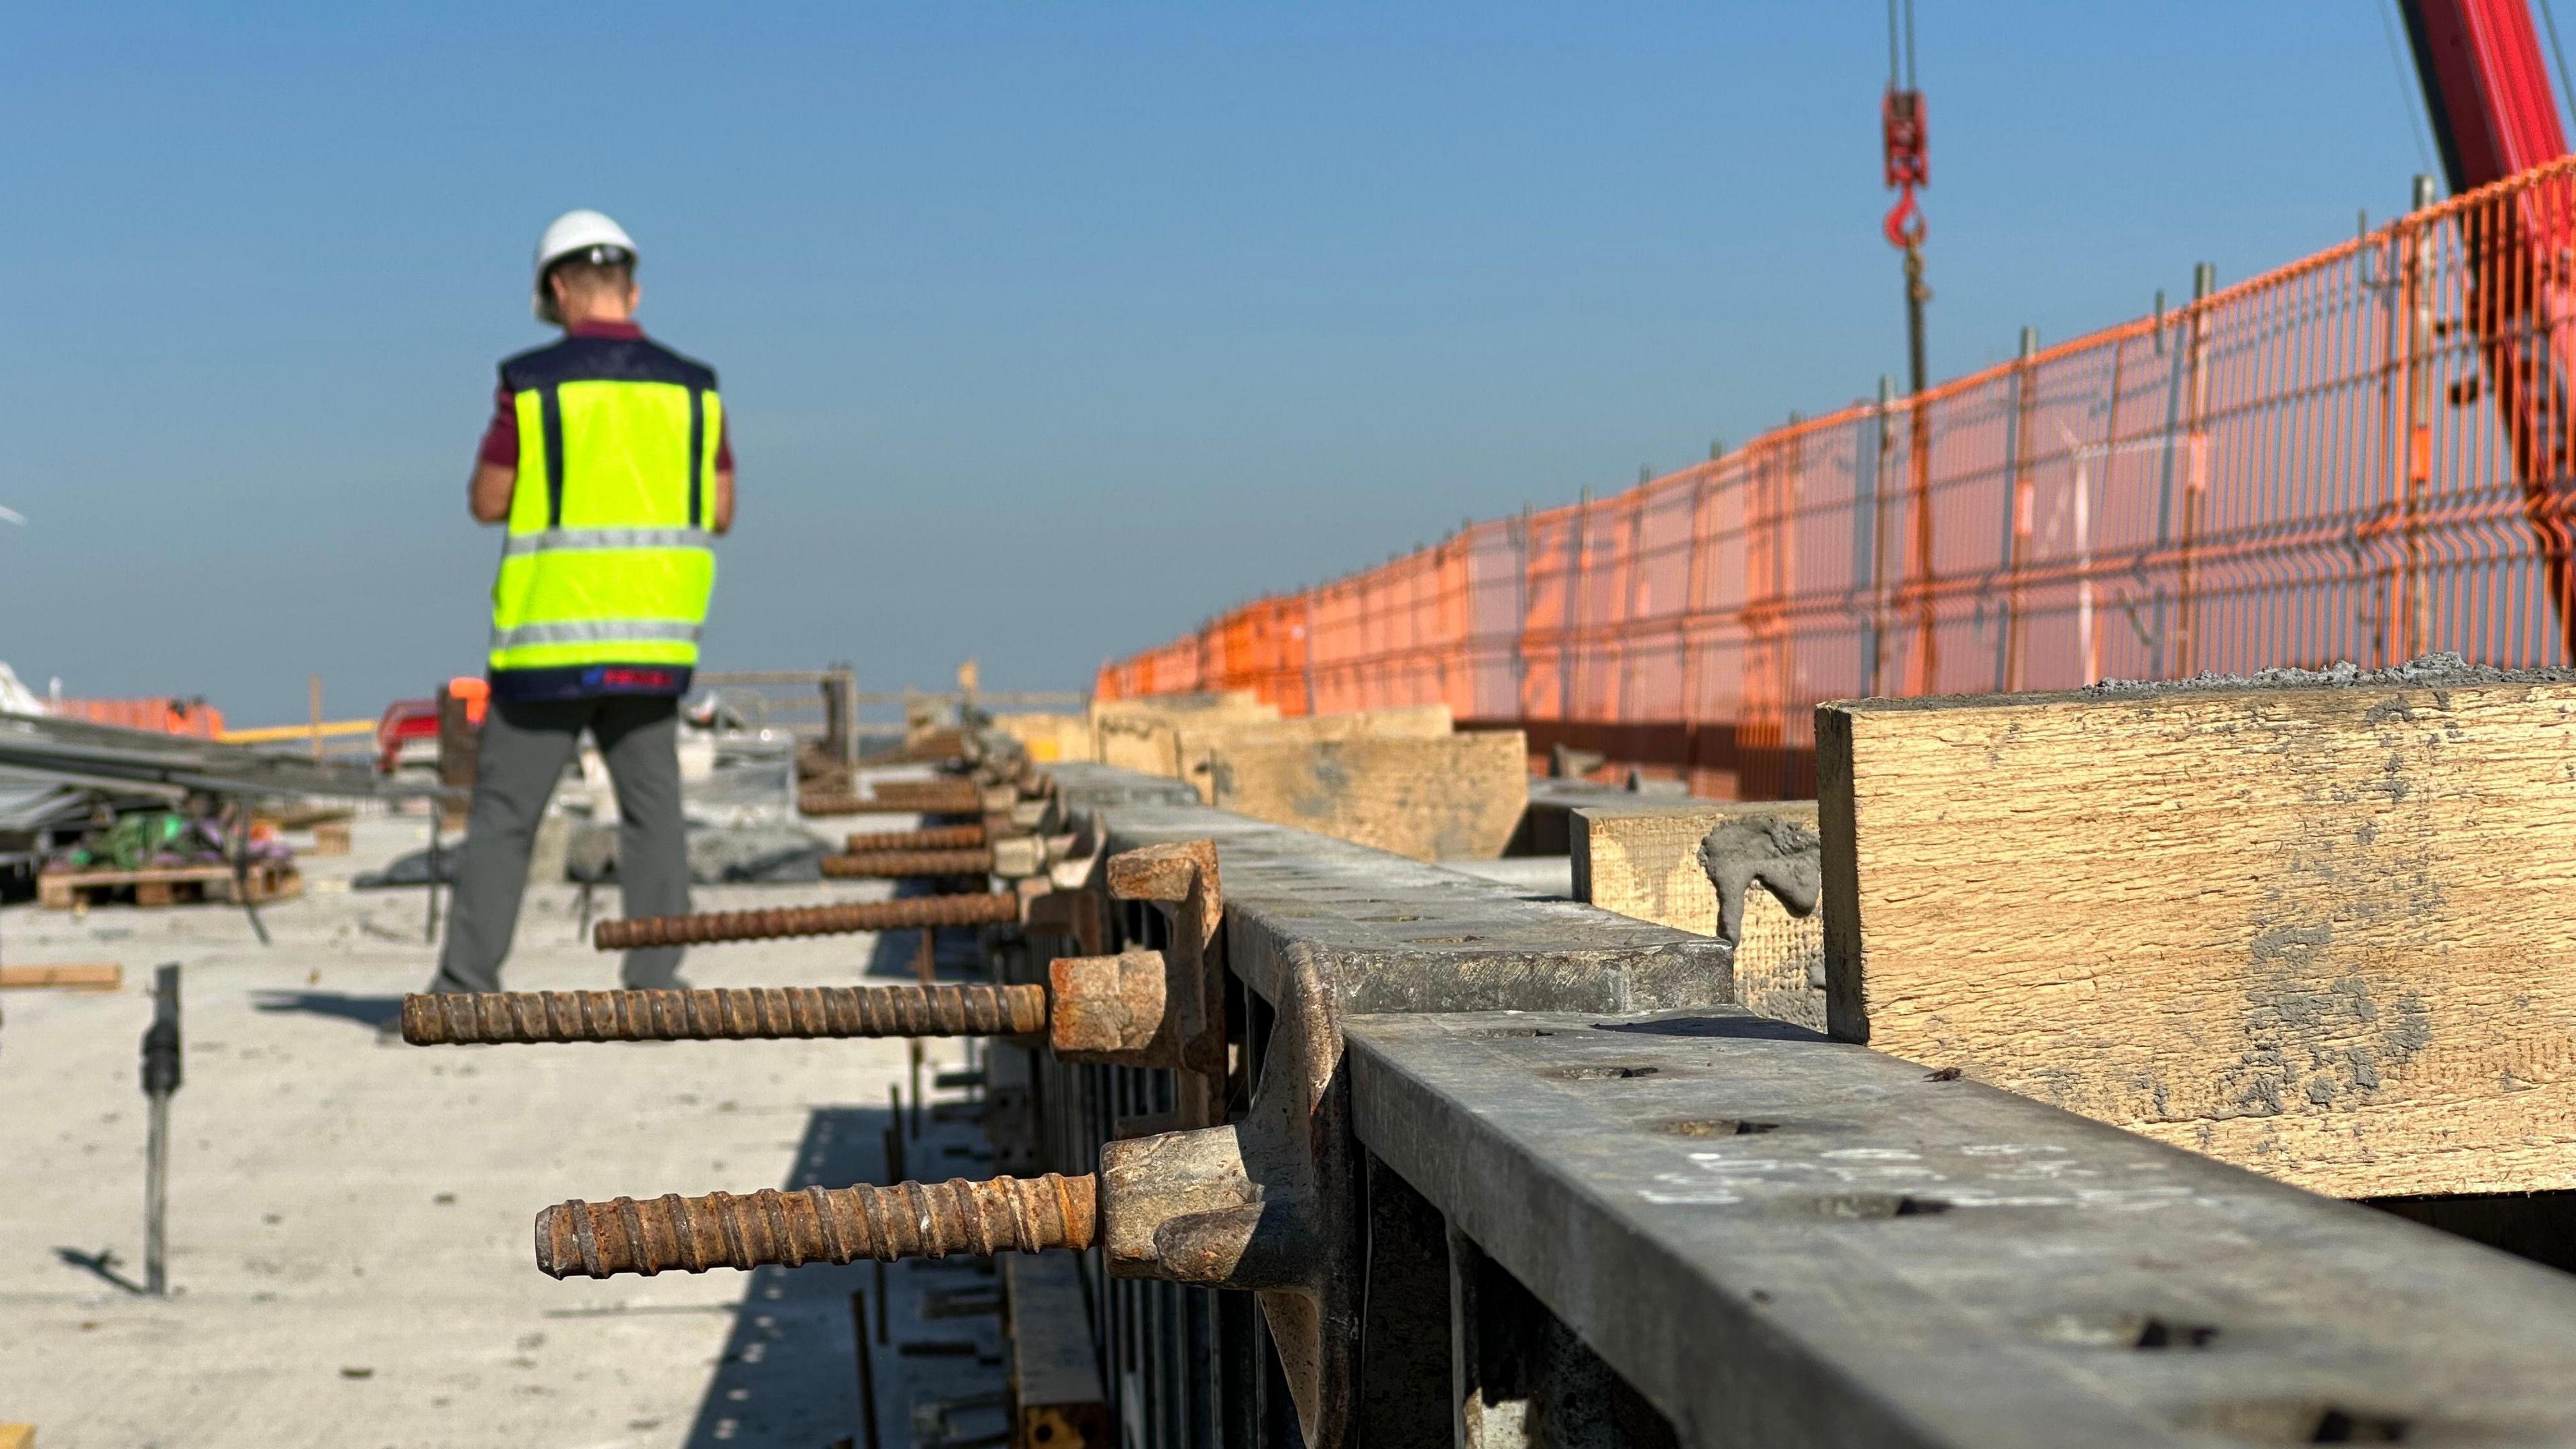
[375,698,441,777]
[376,679,488,777]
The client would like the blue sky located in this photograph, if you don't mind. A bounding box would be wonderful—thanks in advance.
[1,2,2449,723]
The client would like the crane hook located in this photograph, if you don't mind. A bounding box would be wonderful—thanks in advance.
[1883,185,1925,251]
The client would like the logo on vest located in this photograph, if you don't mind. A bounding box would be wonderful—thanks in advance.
[584,666,680,692]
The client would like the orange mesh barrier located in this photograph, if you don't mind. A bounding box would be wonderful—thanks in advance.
[1100,158,2576,798]
[51,698,227,739]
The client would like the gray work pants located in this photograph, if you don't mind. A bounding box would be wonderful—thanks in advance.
[426,694,691,993]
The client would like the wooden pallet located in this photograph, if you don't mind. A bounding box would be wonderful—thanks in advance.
[38,859,303,911]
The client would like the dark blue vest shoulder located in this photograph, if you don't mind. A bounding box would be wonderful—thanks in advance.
[499,335,718,393]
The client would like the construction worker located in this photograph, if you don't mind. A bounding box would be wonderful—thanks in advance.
[422,209,734,996]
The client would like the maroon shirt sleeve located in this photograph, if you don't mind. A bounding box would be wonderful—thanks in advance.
[476,384,732,470]
[476,383,517,469]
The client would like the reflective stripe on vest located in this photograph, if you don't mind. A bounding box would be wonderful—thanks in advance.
[486,344,721,678]
[490,619,704,649]
[500,527,714,557]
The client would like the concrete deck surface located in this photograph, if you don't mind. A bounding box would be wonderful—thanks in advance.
[0,812,1008,1449]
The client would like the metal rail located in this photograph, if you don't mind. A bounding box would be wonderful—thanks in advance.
[434,756,2576,1446]
[998,764,2576,1448]
[0,711,429,800]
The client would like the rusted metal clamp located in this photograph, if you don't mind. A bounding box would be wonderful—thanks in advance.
[1093,916,1352,1446]
[1044,840,1230,1126]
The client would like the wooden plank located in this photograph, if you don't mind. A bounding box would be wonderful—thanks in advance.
[1819,665,2576,1199]
[1173,704,1454,802]
[1003,1252,1109,1449]
[1089,692,1280,778]
[38,861,301,910]
[219,718,375,745]
[1572,802,1824,1029]
[991,710,1096,765]
[1203,731,1527,861]
[0,965,122,991]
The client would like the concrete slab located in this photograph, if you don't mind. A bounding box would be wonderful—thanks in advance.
[0,811,1008,1449]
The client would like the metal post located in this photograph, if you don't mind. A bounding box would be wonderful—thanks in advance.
[825,665,861,775]
[1562,488,1590,721]
[849,1291,883,1449]
[2403,174,2439,662]
[1904,246,1938,693]
[1616,492,1648,724]
[878,1097,904,1346]
[1678,453,1717,787]
[1512,503,1534,716]
[2174,262,2216,677]
[229,796,270,947]
[1998,327,2038,692]
[1866,376,1894,696]
[141,963,182,1296]
[2085,337,2131,684]
[423,806,443,945]
[308,674,324,763]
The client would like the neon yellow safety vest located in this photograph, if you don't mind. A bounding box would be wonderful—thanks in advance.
[486,332,720,700]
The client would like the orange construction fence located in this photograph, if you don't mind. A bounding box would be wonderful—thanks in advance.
[50,697,227,739]
[1099,156,2576,798]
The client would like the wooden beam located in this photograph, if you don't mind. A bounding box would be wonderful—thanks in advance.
[1004,1252,1110,1448]
[1174,704,1454,802]
[1090,692,1281,777]
[0,965,122,991]
[1819,666,2576,1198]
[1207,731,1527,861]
[217,718,375,745]
[1572,802,1824,1030]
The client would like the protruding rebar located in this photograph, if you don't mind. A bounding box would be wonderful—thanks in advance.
[535,1173,1098,1279]
[594,892,1021,950]
[863,779,988,814]
[845,824,987,853]
[798,791,873,817]
[821,848,995,879]
[799,778,992,818]
[402,983,1048,1044]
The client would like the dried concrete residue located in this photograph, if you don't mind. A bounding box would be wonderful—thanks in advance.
[2086,651,2576,696]
[1698,816,1822,944]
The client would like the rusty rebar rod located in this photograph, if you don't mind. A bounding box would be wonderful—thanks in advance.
[798,791,873,817]
[402,984,1048,1044]
[863,779,987,813]
[535,1173,1097,1279]
[821,848,995,879]
[845,824,987,853]
[593,892,1021,950]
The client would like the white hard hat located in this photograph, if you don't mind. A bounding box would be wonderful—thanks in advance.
[532,209,637,323]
